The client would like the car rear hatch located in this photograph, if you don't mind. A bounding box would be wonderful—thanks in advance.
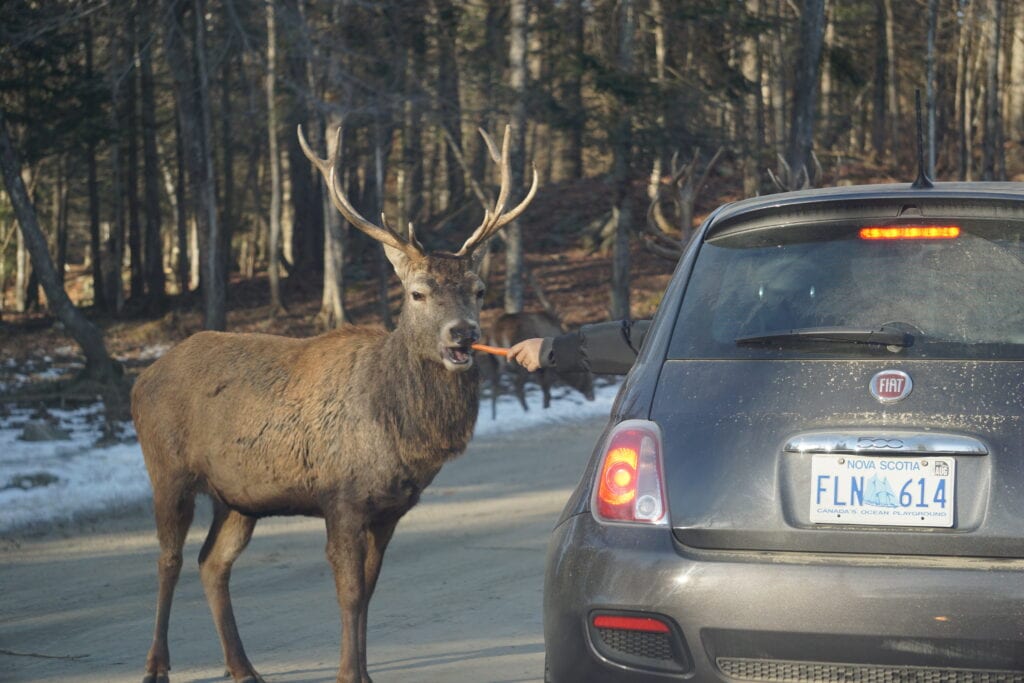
[655,197,1024,558]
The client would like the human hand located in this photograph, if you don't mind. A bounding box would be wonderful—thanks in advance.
[506,338,546,372]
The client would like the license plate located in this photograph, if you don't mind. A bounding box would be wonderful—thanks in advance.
[809,455,955,527]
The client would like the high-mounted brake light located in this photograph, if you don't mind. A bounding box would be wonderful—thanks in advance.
[594,420,668,525]
[859,225,960,240]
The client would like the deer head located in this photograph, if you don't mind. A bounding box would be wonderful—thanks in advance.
[298,123,538,372]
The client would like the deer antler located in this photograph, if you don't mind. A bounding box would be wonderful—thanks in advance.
[644,146,723,261]
[454,125,539,257]
[768,151,822,193]
[297,124,425,259]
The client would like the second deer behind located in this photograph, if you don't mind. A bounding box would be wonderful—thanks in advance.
[482,311,595,419]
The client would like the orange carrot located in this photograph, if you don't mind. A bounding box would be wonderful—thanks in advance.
[471,343,509,357]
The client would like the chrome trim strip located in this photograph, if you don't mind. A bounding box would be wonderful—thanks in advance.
[784,431,988,455]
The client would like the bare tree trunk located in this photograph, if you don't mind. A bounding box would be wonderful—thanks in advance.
[819,0,834,139]
[318,112,346,329]
[109,57,126,315]
[883,0,899,159]
[266,0,284,315]
[955,2,973,180]
[173,114,190,293]
[982,0,1005,180]
[434,0,465,214]
[770,0,787,153]
[15,187,28,312]
[610,0,635,321]
[1011,4,1024,147]
[558,0,585,181]
[786,0,825,178]
[925,0,939,177]
[0,109,118,381]
[398,14,425,234]
[0,221,12,316]
[164,0,226,329]
[647,0,667,199]
[741,0,763,196]
[194,0,226,330]
[126,5,144,302]
[286,0,322,279]
[372,123,394,329]
[527,7,548,185]
[505,0,528,314]
[872,0,887,157]
[220,54,236,279]
[54,156,69,287]
[85,22,106,310]
[139,0,165,307]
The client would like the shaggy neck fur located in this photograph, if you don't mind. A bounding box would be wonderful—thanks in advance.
[370,323,480,467]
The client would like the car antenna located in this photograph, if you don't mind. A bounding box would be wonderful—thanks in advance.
[911,89,934,189]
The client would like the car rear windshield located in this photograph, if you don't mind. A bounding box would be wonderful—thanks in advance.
[668,217,1024,360]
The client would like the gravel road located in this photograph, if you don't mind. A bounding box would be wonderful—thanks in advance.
[0,416,607,683]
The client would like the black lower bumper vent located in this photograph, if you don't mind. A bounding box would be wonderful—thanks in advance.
[718,657,1024,683]
[588,611,692,675]
[597,627,674,662]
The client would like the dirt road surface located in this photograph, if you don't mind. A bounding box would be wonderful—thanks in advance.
[0,416,607,683]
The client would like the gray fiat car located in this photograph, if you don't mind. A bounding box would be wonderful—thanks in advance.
[544,182,1024,681]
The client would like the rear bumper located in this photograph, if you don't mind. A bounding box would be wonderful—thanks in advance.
[544,512,1024,682]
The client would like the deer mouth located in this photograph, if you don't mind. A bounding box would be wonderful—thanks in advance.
[442,344,473,368]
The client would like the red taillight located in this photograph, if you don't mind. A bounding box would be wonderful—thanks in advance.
[593,614,670,633]
[594,420,667,524]
[859,225,960,240]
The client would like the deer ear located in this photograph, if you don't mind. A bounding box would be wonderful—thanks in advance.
[382,243,416,281]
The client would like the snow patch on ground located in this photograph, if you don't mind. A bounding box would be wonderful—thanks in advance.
[0,349,620,534]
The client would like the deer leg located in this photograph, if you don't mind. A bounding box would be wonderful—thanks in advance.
[514,369,529,412]
[541,369,553,409]
[198,498,260,683]
[143,486,196,683]
[326,514,368,683]
[357,517,400,683]
[490,364,500,420]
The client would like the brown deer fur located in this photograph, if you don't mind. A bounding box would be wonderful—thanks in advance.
[134,124,537,683]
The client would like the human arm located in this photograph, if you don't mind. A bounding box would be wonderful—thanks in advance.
[506,319,652,375]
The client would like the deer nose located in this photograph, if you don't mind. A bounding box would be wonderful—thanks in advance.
[446,322,480,346]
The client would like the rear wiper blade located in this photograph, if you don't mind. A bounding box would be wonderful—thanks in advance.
[735,326,914,347]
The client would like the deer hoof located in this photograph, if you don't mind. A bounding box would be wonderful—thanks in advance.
[142,674,169,683]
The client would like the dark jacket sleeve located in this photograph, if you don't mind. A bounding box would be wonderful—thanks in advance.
[543,319,652,375]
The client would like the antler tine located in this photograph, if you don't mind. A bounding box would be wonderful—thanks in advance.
[298,124,423,258]
[492,126,513,217]
[669,150,681,177]
[455,125,539,256]
[297,124,338,178]
[404,221,424,252]
[326,166,421,256]
[486,165,539,232]
[479,126,502,164]
[646,188,676,238]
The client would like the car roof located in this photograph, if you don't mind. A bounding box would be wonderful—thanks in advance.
[704,181,1024,240]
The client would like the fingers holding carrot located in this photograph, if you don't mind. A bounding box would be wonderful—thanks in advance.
[506,338,545,372]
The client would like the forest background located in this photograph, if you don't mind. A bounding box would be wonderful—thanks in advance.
[0,0,1022,400]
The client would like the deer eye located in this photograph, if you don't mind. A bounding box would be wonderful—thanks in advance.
[411,291,426,302]
[475,289,485,300]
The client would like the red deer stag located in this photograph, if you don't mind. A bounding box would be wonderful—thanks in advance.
[480,311,594,418]
[132,123,537,683]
